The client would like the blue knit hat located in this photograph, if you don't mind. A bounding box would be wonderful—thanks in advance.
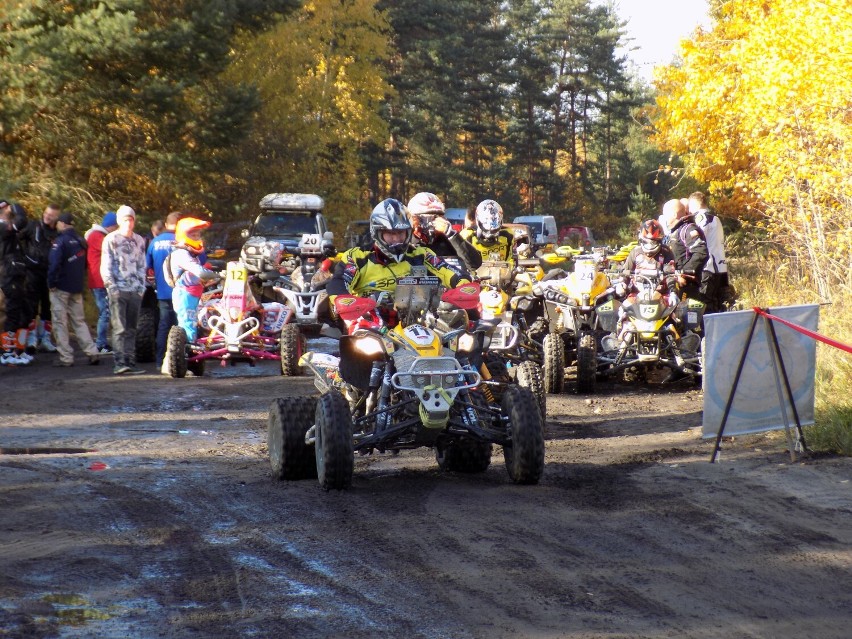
[102,211,117,228]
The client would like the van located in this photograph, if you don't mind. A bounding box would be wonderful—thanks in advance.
[512,215,558,249]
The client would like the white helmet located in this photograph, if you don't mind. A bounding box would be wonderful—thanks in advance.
[475,199,503,244]
[407,192,445,216]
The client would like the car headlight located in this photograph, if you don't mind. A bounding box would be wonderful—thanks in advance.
[354,336,384,356]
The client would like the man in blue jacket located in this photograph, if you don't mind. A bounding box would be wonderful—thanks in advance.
[48,212,101,366]
[146,211,182,370]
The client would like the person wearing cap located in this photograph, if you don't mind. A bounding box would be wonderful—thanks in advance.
[18,203,61,353]
[47,212,101,367]
[100,205,147,375]
[1,201,35,366]
[85,211,119,353]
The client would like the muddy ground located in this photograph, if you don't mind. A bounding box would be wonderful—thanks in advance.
[1,351,850,639]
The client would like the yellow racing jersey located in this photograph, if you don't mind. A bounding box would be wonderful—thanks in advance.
[460,228,516,267]
[327,245,470,297]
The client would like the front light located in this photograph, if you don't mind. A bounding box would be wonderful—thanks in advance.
[354,336,384,356]
[457,333,476,353]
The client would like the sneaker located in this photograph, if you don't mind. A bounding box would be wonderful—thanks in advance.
[1,352,29,366]
[97,346,113,355]
[38,336,58,353]
[17,352,34,364]
[26,332,38,354]
[114,365,132,375]
[124,366,145,375]
[53,360,74,367]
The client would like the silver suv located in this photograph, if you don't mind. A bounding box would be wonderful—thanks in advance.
[241,193,330,273]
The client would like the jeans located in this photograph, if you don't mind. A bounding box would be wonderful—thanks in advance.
[109,289,143,367]
[92,287,111,349]
[156,299,177,365]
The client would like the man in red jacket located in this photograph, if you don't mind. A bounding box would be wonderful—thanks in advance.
[85,211,118,353]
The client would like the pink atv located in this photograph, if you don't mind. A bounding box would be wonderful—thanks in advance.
[165,261,305,378]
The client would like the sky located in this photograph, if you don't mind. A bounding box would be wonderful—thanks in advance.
[608,0,711,83]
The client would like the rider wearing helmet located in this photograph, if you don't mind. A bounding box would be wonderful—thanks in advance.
[459,199,516,265]
[621,219,676,292]
[327,198,470,299]
[407,192,481,272]
[169,216,219,344]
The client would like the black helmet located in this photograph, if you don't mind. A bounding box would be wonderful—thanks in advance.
[370,198,412,262]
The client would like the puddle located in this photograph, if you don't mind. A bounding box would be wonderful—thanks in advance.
[0,447,94,455]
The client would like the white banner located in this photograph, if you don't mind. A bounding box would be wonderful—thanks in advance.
[702,305,818,439]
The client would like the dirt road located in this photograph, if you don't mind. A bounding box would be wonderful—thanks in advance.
[1,354,850,638]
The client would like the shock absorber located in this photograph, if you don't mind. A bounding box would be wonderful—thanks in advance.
[478,362,496,403]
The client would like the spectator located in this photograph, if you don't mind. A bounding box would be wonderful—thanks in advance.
[688,191,729,313]
[101,205,147,375]
[47,212,101,367]
[660,199,708,302]
[147,211,182,371]
[19,203,60,353]
[1,201,34,366]
[85,211,118,353]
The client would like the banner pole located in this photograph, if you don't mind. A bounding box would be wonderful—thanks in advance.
[711,310,761,463]
[764,310,809,454]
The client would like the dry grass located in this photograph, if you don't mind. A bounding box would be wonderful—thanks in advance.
[731,255,852,455]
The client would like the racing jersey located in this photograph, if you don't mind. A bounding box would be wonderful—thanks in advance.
[327,245,469,297]
[459,228,515,267]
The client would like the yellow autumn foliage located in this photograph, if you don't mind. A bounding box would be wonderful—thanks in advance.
[653,0,852,301]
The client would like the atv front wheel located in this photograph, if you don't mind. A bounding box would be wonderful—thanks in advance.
[268,397,318,480]
[314,391,354,490]
[514,360,546,419]
[166,326,188,378]
[279,323,305,376]
[542,333,565,394]
[575,333,597,395]
[502,386,545,485]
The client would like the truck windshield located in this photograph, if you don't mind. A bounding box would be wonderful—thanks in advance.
[253,213,317,236]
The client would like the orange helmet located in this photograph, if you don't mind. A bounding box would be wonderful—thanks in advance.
[175,217,210,253]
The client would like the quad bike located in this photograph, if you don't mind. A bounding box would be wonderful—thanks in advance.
[597,273,704,384]
[165,260,304,377]
[267,275,546,490]
[268,233,335,336]
[533,252,618,394]
[474,260,546,418]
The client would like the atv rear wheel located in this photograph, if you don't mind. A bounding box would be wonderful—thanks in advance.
[268,397,318,480]
[135,305,157,363]
[502,386,545,485]
[435,439,492,473]
[314,391,354,490]
[166,326,188,378]
[279,323,305,376]
[514,360,546,419]
[542,332,565,394]
[575,333,597,395]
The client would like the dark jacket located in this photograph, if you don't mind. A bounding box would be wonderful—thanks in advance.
[48,228,89,294]
[19,218,58,272]
[669,219,708,299]
[0,206,28,290]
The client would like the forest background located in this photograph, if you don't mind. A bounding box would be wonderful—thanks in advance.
[1,1,849,445]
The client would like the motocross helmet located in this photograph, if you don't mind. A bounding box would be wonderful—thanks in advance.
[175,217,211,253]
[513,225,532,257]
[370,198,412,262]
[475,199,503,244]
[407,192,445,216]
[407,192,445,244]
[638,219,664,256]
